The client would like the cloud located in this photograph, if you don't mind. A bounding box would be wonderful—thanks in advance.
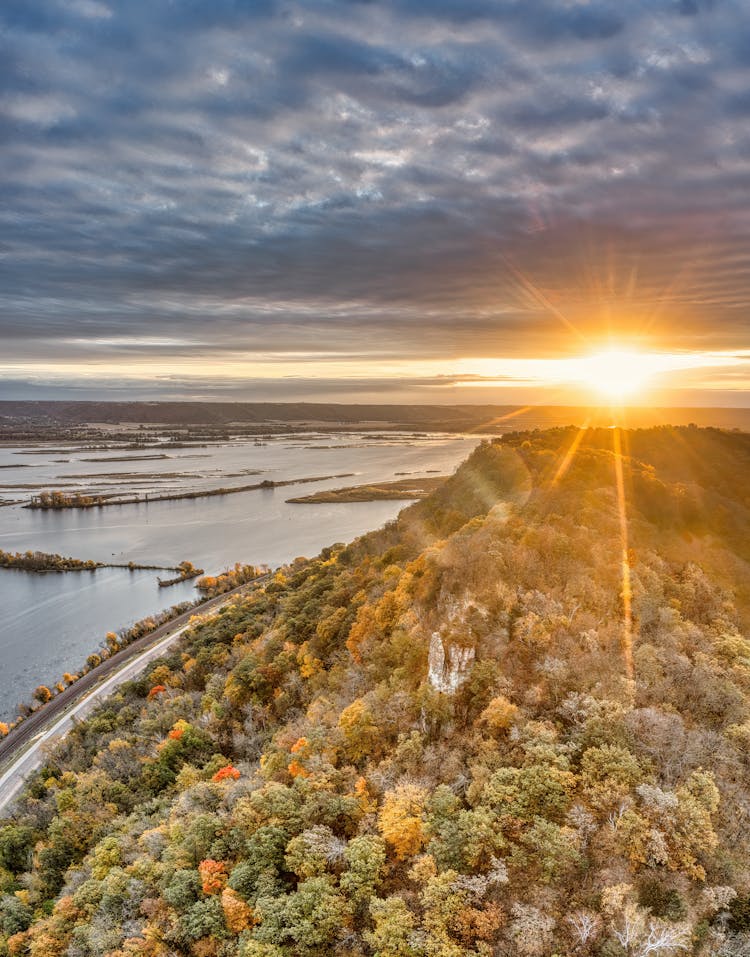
[0,0,749,398]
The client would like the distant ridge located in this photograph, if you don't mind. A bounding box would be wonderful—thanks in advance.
[1,400,750,433]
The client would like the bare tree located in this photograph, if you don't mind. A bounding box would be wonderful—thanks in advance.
[613,906,645,951]
[614,911,691,957]
[637,922,690,957]
[567,909,602,948]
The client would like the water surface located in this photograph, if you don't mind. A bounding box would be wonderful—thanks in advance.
[0,433,478,718]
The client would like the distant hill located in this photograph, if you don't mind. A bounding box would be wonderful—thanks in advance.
[2,399,750,433]
[3,426,750,956]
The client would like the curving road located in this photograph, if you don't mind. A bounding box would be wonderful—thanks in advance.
[0,573,271,814]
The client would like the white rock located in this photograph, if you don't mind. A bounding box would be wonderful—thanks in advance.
[428,631,475,693]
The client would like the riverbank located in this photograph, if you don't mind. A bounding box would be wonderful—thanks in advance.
[0,430,479,718]
[0,572,273,812]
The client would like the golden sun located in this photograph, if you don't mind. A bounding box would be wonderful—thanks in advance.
[572,348,651,401]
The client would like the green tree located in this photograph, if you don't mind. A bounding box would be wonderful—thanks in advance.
[176,895,228,943]
[340,835,386,905]
[0,895,32,936]
[365,896,419,957]
[253,875,350,955]
[0,826,35,874]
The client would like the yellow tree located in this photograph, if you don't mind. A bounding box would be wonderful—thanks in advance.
[379,784,428,860]
[338,698,381,762]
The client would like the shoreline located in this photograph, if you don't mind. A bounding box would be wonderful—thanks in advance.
[0,572,274,812]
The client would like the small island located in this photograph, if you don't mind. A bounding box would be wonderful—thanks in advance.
[25,473,357,509]
[157,560,204,587]
[286,475,447,503]
[0,549,197,575]
[0,549,100,572]
[27,490,105,509]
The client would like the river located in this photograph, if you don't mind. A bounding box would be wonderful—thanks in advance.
[0,431,478,719]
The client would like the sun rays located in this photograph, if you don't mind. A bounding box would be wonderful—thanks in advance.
[525,422,636,684]
[551,421,590,486]
[612,427,634,683]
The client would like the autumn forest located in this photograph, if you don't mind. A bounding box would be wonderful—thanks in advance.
[1,426,750,957]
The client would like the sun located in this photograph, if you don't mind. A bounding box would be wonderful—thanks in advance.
[572,348,651,402]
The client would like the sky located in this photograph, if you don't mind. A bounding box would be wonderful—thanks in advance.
[1,0,749,405]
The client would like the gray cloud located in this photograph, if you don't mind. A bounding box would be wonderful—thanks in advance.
[1,0,749,394]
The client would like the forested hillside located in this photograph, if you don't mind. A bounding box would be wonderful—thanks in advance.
[3,426,750,957]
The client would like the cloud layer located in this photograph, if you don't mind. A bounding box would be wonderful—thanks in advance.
[1,0,749,397]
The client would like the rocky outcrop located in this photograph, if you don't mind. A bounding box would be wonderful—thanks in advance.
[425,594,488,693]
[427,631,475,693]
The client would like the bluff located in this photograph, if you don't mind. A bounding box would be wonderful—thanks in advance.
[3,426,750,957]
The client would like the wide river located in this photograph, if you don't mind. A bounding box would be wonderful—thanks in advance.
[0,432,478,720]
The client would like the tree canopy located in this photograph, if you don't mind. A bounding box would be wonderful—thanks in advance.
[3,426,750,956]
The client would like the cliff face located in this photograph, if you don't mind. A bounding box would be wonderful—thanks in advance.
[427,631,475,695]
[3,427,750,957]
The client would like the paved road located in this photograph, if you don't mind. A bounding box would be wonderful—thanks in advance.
[0,573,271,814]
